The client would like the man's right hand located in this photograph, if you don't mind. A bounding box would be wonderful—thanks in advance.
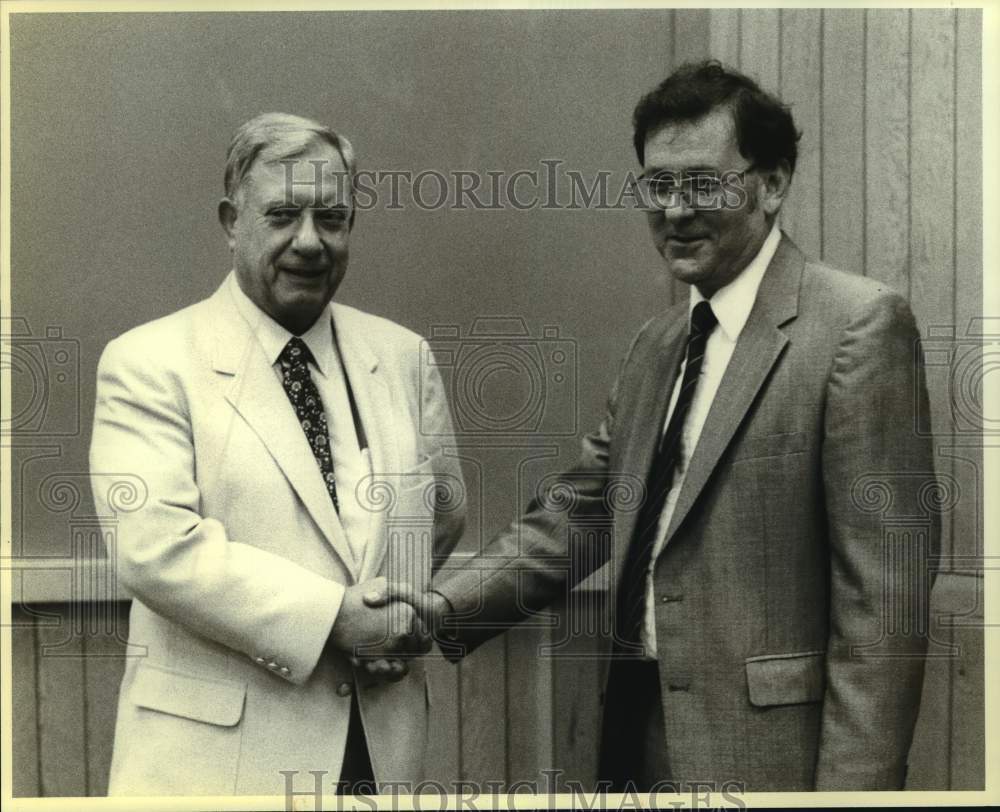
[360,582,451,637]
[327,576,432,662]
[348,582,454,682]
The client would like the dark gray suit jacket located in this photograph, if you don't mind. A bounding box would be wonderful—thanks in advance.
[435,234,939,791]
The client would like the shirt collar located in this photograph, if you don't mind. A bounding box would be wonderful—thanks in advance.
[689,222,781,343]
[227,272,336,377]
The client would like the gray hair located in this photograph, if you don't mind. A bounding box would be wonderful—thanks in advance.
[223,112,357,226]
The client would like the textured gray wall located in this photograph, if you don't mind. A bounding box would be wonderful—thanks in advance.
[9,10,677,557]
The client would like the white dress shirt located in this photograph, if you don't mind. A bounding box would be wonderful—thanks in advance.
[228,274,373,570]
[640,224,781,658]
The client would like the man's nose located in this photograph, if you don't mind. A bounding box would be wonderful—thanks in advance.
[291,213,323,255]
[658,193,698,222]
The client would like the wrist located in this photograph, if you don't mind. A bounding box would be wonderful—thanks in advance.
[427,589,455,639]
[327,586,359,654]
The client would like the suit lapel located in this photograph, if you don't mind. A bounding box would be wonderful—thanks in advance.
[612,307,688,561]
[209,280,357,576]
[662,235,804,544]
[332,305,399,583]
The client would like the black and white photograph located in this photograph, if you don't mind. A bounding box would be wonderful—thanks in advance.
[1,2,993,809]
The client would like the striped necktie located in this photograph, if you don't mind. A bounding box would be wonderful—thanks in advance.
[615,300,718,649]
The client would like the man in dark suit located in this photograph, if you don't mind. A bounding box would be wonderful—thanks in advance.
[379,60,939,792]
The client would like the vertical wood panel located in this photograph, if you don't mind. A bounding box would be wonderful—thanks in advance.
[82,607,129,797]
[12,608,40,797]
[865,9,910,289]
[779,9,823,259]
[709,9,741,68]
[954,8,983,346]
[425,653,461,785]
[905,575,954,790]
[911,9,957,567]
[950,577,985,788]
[505,624,554,784]
[909,9,956,327]
[740,9,781,93]
[952,9,983,562]
[458,636,508,783]
[906,648,951,787]
[551,607,605,786]
[821,9,866,274]
[36,609,88,796]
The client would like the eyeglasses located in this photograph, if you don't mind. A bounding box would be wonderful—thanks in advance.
[637,164,758,212]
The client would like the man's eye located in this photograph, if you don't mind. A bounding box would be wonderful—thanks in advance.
[268,209,298,222]
[647,171,680,187]
[315,209,349,225]
[682,173,722,190]
[650,179,681,193]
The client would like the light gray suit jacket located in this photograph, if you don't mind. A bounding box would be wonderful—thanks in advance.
[435,234,938,791]
[90,275,464,795]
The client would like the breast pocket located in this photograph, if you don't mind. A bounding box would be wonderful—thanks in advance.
[731,431,808,462]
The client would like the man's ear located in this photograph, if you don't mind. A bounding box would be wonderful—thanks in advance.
[218,198,238,248]
[760,160,792,217]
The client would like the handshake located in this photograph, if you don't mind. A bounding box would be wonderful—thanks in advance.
[327,577,452,681]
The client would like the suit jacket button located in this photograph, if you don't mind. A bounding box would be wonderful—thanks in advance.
[280,666,290,676]
[337,682,353,697]
[254,656,266,664]
[267,661,279,670]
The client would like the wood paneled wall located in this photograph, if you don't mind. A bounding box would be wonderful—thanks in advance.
[11,576,984,796]
[11,7,983,797]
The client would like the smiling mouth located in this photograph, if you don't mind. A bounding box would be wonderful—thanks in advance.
[279,266,328,277]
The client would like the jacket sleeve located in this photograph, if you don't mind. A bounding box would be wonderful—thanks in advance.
[430,328,646,657]
[89,335,344,686]
[814,291,940,789]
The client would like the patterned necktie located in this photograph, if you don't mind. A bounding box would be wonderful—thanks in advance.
[278,337,339,513]
[615,300,718,648]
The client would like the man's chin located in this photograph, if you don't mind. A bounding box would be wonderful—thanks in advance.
[270,288,337,332]
[663,258,709,287]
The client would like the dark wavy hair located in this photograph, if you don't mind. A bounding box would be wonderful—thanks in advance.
[632,60,801,173]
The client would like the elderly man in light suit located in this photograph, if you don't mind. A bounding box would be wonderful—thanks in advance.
[89,113,464,796]
[383,61,939,791]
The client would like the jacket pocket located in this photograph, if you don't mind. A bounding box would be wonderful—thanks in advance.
[745,650,825,707]
[731,431,808,461]
[131,662,247,726]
